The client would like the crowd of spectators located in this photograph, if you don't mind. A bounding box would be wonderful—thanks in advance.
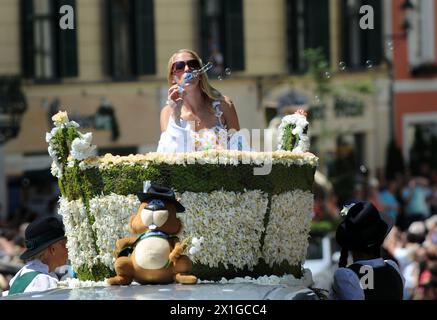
[0,207,39,293]
[314,162,437,300]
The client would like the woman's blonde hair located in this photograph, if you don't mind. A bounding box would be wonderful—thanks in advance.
[167,49,224,102]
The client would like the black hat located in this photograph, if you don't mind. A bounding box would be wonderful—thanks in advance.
[137,181,185,213]
[20,216,66,260]
[336,202,393,250]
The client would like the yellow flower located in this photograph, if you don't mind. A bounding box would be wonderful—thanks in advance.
[52,111,69,126]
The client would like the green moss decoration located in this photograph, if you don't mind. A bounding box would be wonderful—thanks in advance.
[192,259,302,281]
[75,263,115,281]
[62,164,315,202]
[51,127,80,167]
[281,124,296,152]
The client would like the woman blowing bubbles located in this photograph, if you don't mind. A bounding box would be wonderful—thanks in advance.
[157,49,247,153]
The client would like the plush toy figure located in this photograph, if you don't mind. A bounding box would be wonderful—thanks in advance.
[106,182,197,285]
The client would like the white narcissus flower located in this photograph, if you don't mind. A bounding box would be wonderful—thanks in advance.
[45,132,52,143]
[48,145,56,158]
[89,194,139,270]
[197,269,313,287]
[177,190,268,270]
[50,161,62,178]
[66,120,80,128]
[262,190,313,267]
[58,197,98,271]
[52,111,69,127]
[50,126,60,136]
[189,247,199,255]
[71,133,96,161]
[192,237,204,247]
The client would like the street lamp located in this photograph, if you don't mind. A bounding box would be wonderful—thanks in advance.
[0,76,27,220]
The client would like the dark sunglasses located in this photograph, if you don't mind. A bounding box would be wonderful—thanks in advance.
[172,59,201,72]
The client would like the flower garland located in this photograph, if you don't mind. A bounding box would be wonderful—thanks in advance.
[177,190,268,270]
[58,278,109,289]
[277,113,310,153]
[198,268,314,288]
[58,197,98,271]
[78,150,318,171]
[57,268,313,289]
[89,194,140,269]
[262,190,313,267]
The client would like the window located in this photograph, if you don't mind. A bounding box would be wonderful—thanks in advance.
[340,0,383,70]
[286,0,331,73]
[21,0,78,80]
[408,0,436,67]
[199,0,245,75]
[106,0,156,79]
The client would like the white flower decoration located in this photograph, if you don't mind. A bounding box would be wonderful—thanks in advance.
[340,203,355,217]
[277,113,310,153]
[71,132,96,161]
[52,111,69,127]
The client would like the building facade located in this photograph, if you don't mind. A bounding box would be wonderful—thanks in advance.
[0,0,394,218]
[390,0,437,164]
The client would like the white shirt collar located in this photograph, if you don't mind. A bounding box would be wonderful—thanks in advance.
[353,257,385,267]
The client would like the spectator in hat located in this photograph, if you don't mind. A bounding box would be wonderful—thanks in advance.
[4,216,68,296]
[330,202,404,300]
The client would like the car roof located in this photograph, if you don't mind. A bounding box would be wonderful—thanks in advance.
[1,283,318,300]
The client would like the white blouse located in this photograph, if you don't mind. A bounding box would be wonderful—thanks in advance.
[157,100,249,153]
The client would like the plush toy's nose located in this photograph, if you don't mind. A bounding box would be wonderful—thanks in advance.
[145,200,165,211]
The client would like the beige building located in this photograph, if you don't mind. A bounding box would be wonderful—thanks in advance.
[0,0,391,217]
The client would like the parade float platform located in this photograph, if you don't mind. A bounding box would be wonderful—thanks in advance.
[46,112,318,283]
[2,280,318,300]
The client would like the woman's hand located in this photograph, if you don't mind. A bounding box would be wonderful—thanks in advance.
[296,109,308,117]
[167,84,183,106]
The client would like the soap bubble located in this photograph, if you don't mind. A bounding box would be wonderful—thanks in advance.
[225,68,232,76]
[315,95,321,104]
[218,75,223,81]
[365,60,373,69]
[325,71,331,79]
[359,165,368,174]
[386,41,394,51]
[339,61,347,71]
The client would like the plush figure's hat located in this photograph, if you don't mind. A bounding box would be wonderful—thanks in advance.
[137,181,185,213]
[20,216,66,260]
[336,201,393,251]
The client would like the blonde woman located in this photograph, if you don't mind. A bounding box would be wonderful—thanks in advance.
[157,49,244,153]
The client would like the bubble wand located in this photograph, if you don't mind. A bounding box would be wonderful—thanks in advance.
[177,62,214,94]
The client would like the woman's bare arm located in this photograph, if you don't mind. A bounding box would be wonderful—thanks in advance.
[221,96,240,131]
[160,105,173,132]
